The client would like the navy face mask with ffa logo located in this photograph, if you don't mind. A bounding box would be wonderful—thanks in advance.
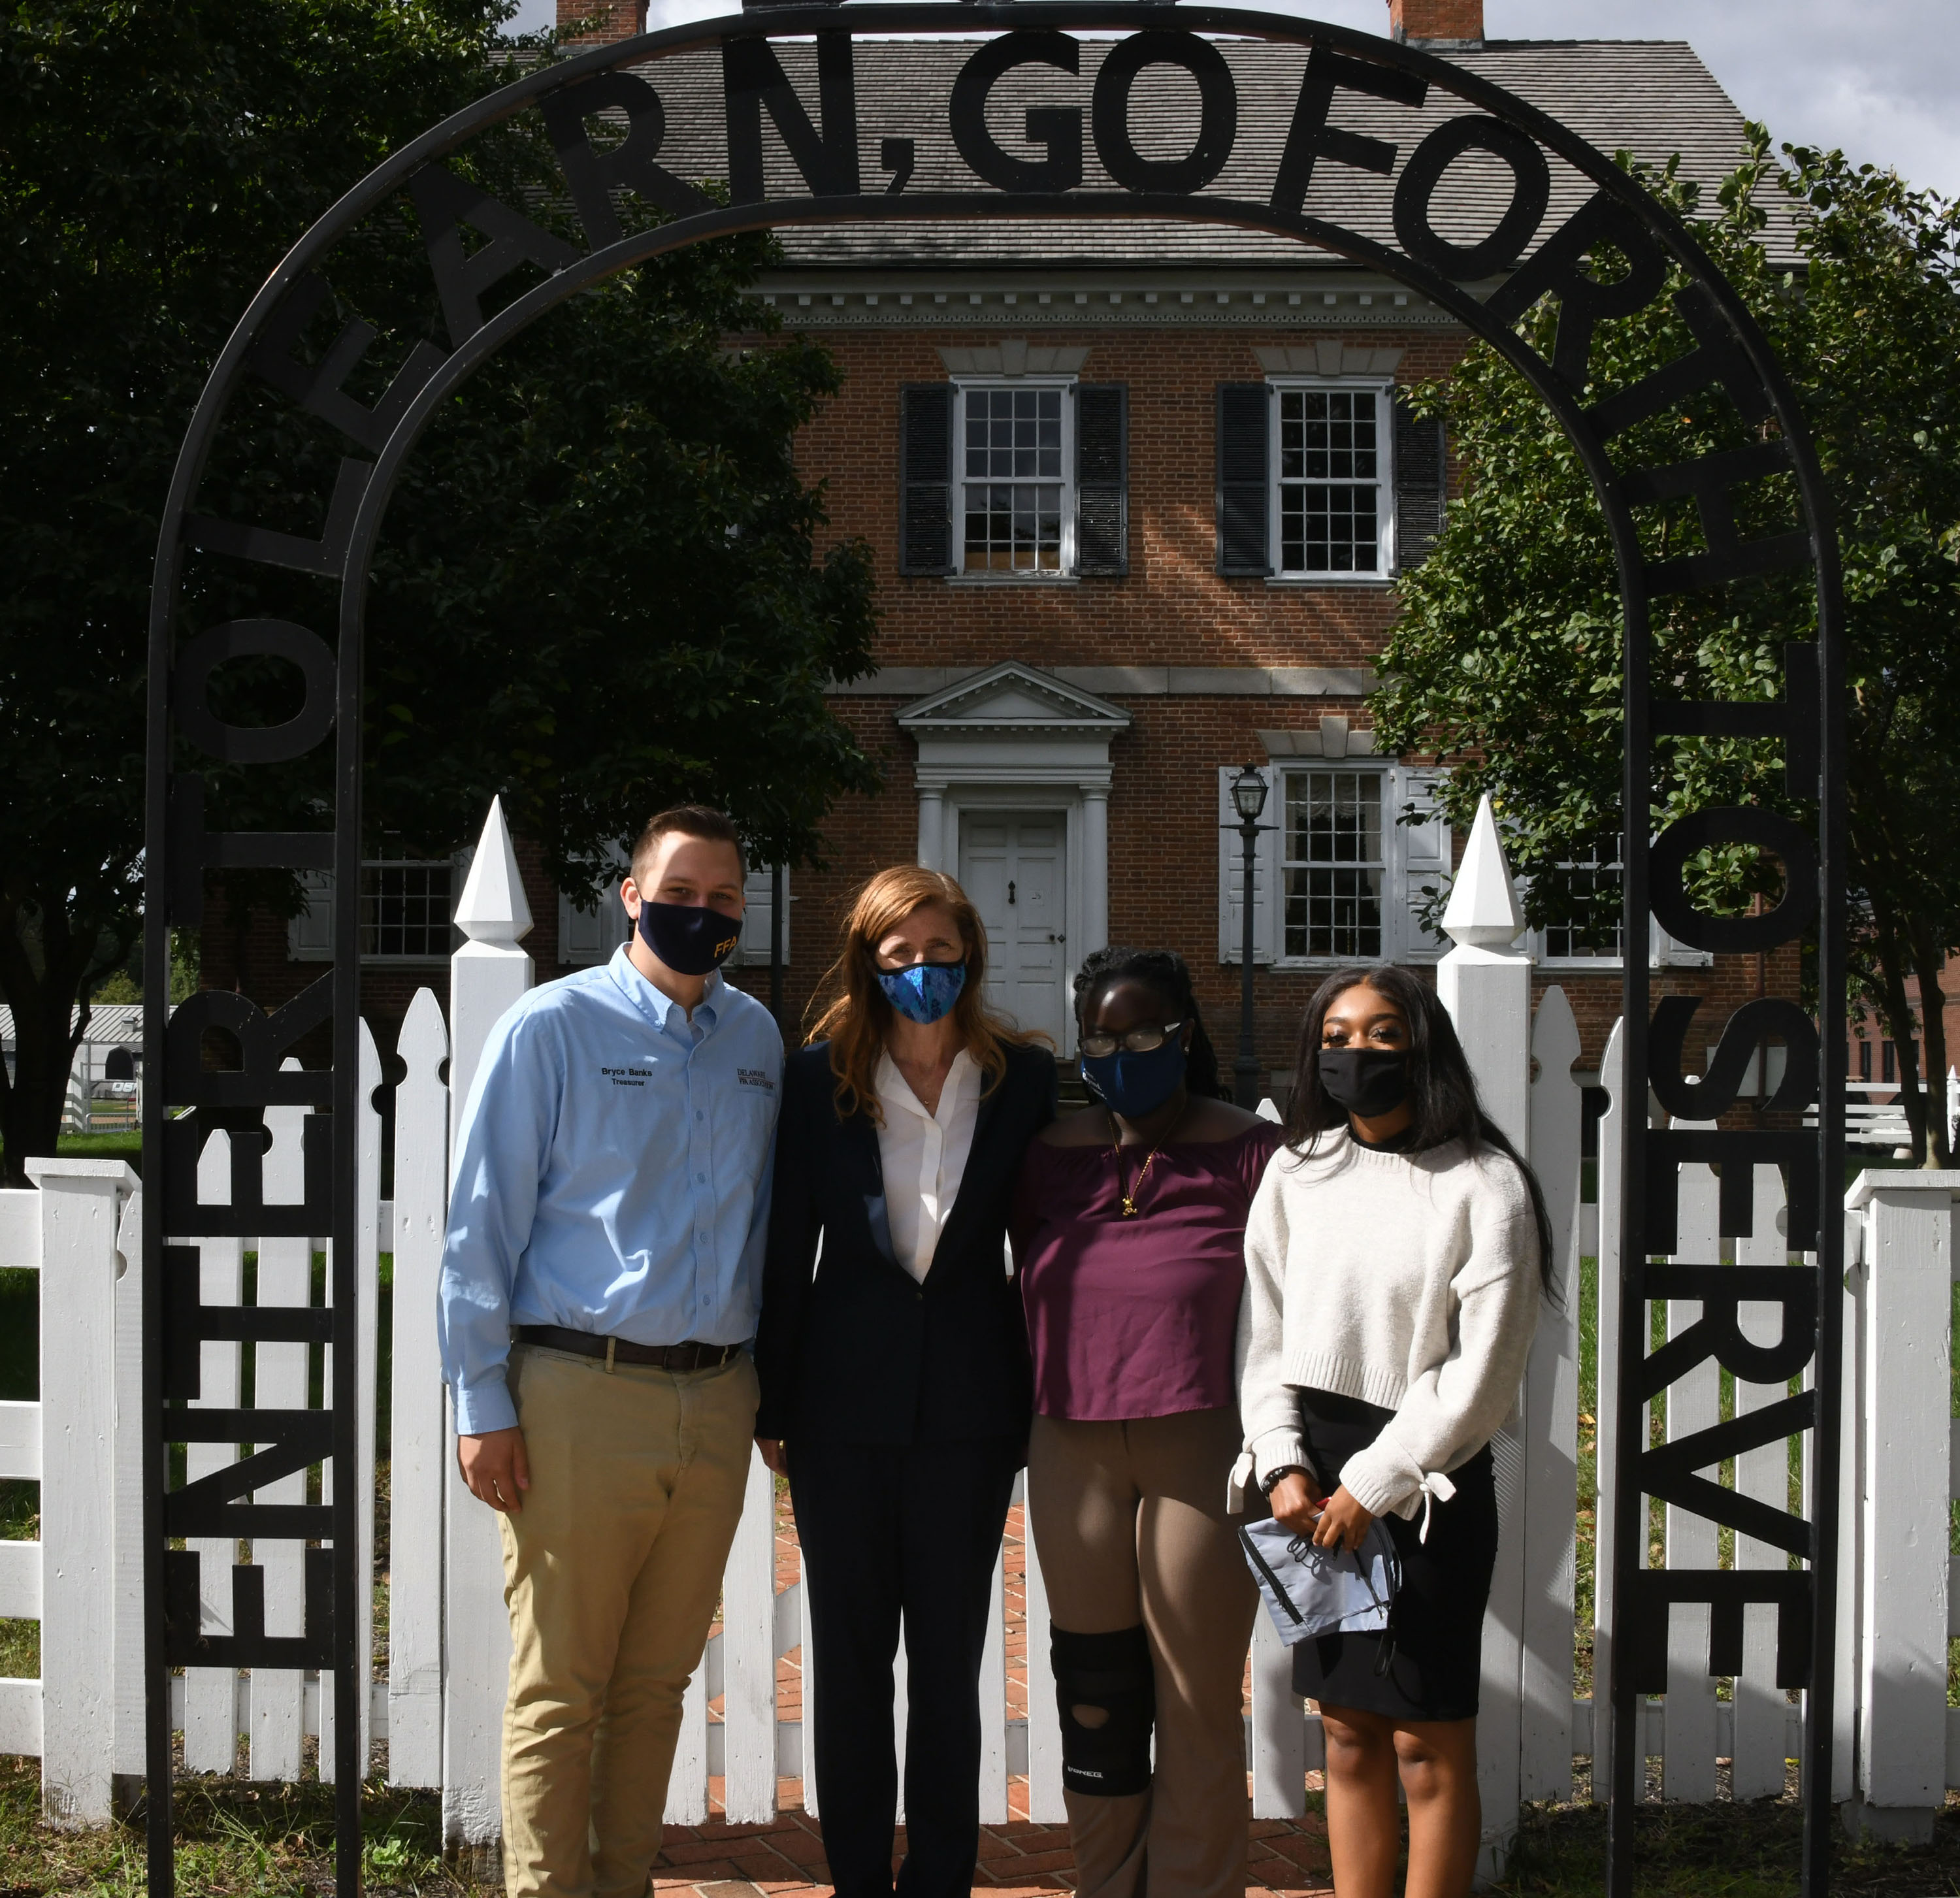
[637,898,742,976]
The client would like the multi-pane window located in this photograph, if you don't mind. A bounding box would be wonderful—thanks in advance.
[1275,385,1388,575]
[960,383,1071,575]
[1283,770,1386,959]
[1539,837,1625,961]
[359,862,455,960]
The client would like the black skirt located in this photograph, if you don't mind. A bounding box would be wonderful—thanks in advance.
[1287,1389,1497,1723]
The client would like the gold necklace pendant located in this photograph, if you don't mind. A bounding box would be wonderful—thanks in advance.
[1112,1124,1160,1218]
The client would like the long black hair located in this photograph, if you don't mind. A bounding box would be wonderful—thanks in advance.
[1072,946,1224,1100]
[1284,964,1559,1300]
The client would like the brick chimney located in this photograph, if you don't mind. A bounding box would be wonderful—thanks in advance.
[1387,0,1484,46]
[557,0,647,43]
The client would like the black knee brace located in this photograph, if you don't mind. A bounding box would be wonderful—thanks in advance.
[1051,1624,1154,1798]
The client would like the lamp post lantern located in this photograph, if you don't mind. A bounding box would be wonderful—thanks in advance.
[1229,764,1272,1109]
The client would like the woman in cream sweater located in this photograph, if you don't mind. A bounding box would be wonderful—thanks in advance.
[1235,966,1550,1898]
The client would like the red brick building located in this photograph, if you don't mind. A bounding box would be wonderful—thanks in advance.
[207,0,1806,1104]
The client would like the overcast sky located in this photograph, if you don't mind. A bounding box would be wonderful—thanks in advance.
[506,1,1960,197]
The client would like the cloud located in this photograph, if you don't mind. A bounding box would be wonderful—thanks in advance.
[1269,0,1960,195]
[1496,0,1960,195]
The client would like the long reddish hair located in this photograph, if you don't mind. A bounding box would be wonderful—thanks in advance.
[805,866,1042,1122]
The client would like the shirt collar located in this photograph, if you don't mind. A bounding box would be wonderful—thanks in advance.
[609,943,724,1036]
[877,1046,975,1121]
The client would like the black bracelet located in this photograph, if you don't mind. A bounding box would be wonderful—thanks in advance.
[1260,1464,1308,1496]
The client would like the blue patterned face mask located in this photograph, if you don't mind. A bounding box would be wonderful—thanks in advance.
[877,960,967,1024]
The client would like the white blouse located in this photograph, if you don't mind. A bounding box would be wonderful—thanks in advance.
[874,1048,981,1283]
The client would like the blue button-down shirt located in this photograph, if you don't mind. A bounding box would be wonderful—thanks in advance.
[438,944,783,1434]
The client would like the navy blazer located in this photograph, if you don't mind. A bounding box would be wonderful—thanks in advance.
[754,1038,1057,1446]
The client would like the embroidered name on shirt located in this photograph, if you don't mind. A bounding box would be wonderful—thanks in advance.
[602,1066,655,1088]
[736,1068,776,1093]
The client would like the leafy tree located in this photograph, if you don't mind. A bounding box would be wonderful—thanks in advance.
[0,1,877,1185]
[1373,131,1960,1162]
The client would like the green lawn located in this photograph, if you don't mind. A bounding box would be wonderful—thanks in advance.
[0,1129,144,1176]
[1496,1793,1960,1895]
[0,1754,481,1896]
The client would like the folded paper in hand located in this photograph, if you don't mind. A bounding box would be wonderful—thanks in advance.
[1238,1514,1400,1649]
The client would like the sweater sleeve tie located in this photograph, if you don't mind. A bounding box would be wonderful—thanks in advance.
[1413,1467,1456,1545]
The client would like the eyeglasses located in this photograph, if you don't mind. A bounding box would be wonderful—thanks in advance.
[1079,1021,1185,1060]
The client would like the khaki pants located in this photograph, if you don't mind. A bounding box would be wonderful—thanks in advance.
[1027,1408,1258,1898]
[498,1342,759,1898]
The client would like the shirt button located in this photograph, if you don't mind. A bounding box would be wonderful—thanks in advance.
[696,1111,704,1122]
[697,1171,707,1182]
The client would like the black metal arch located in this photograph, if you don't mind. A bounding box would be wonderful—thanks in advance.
[140,10,1845,1895]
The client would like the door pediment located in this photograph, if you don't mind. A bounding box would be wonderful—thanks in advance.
[895,662,1132,742]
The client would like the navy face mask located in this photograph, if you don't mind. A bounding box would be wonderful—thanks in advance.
[1081,1036,1188,1121]
[637,898,743,977]
[877,960,967,1025]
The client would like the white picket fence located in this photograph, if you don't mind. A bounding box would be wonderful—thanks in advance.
[1806,1075,1960,1154]
[3,796,1957,1869]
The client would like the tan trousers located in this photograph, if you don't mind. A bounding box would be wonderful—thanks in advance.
[498,1342,759,1898]
[1027,1408,1258,1898]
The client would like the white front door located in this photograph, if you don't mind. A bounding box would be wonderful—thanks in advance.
[959,811,1069,1047]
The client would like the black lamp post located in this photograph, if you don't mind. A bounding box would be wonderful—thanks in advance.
[1228,763,1272,1108]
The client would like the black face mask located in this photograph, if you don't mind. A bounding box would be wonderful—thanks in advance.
[637,898,743,977]
[1318,1047,1411,1119]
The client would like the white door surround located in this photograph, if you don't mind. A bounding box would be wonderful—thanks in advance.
[958,811,1070,1046]
[896,662,1130,1051]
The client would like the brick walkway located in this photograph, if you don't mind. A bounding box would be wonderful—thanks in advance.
[659,1492,1335,1897]
[650,1797,1334,1897]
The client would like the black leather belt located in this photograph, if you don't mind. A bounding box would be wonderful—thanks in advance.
[514,1325,741,1371]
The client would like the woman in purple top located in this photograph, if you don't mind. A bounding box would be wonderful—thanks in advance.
[1013,947,1281,1898]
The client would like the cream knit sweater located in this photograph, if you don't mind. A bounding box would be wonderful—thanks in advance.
[1234,1130,1541,1522]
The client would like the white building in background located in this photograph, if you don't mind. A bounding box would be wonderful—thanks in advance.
[0,1002,155,1134]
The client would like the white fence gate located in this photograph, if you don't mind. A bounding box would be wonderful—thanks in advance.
[3,796,1956,1874]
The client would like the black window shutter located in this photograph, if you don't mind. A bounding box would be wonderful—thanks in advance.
[1075,383,1128,577]
[1215,384,1271,577]
[1393,392,1446,572]
[899,384,955,576]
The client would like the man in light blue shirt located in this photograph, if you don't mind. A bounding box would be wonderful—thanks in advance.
[438,804,781,1898]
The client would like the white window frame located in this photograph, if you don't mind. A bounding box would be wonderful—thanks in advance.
[1220,762,1448,969]
[288,855,468,966]
[1531,835,1628,971]
[1525,836,1714,971]
[1282,762,1392,964]
[951,376,1077,582]
[1267,376,1396,583]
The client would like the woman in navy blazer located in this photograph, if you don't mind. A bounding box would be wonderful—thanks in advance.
[755,866,1055,1898]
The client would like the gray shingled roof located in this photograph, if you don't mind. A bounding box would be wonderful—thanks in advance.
[633,35,1801,272]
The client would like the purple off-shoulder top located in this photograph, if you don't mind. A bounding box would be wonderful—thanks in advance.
[1012,1122,1284,1422]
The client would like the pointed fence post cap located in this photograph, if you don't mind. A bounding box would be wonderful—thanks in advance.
[455,795,534,945]
[1442,793,1526,949]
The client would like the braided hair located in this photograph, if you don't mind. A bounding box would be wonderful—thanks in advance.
[1071,947,1224,1099]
